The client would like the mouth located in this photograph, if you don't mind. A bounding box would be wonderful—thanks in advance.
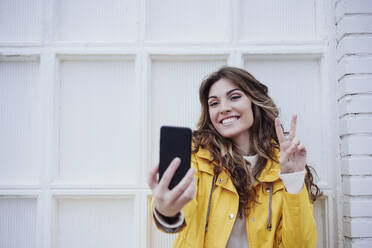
[220,116,240,126]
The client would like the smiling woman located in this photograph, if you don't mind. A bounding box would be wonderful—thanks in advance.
[148,66,322,248]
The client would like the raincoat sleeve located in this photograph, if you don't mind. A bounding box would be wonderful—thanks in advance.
[152,207,186,233]
[279,184,318,248]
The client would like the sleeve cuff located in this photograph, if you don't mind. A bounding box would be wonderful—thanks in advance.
[279,169,306,194]
[153,207,185,232]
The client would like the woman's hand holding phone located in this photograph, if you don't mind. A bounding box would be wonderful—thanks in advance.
[148,157,196,217]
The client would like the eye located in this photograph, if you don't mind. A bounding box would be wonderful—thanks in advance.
[231,94,241,100]
[208,101,218,107]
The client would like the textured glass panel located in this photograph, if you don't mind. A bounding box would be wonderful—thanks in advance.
[0,61,40,185]
[58,59,139,184]
[0,198,37,248]
[238,0,317,41]
[55,0,138,42]
[244,57,325,181]
[56,197,135,248]
[0,0,42,42]
[146,0,230,42]
[314,198,326,248]
[150,58,226,163]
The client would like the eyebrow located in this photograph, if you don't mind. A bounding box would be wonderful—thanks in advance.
[208,88,242,100]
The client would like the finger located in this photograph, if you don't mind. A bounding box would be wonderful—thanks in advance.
[287,138,300,155]
[169,167,195,200]
[148,163,159,190]
[298,140,305,151]
[297,141,307,155]
[289,115,297,141]
[280,138,300,162]
[158,157,181,191]
[275,118,285,144]
[174,177,196,207]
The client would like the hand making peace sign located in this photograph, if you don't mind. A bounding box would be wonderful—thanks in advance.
[275,115,307,174]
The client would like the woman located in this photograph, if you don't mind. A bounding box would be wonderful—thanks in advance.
[148,66,321,247]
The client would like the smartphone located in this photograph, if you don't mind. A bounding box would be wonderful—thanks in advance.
[159,126,192,190]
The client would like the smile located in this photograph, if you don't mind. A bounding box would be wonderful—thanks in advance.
[220,116,240,125]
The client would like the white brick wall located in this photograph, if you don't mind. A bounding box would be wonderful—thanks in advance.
[336,0,372,247]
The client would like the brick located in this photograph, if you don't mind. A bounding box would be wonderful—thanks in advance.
[342,176,372,195]
[339,95,372,116]
[337,15,372,38]
[343,219,372,237]
[338,36,372,59]
[341,158,372,175]
[344,199,372,216]
[336,0,372,21]
[340,135,372,155]
[337,57,372,80]
[339,118,372,135]
[344,238,372,248]
[339,75,372,96]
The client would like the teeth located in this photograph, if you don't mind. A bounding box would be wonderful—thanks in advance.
[221,117,238,125]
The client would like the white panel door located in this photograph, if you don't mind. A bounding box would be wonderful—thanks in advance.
[0,0,334,247]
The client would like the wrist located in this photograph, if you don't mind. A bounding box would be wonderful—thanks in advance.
[154,208,180,224]
[280,168,295,174]
[154,206,178,218]
[280,167,305,174]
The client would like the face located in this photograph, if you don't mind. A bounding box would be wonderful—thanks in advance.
[207,78,254,143]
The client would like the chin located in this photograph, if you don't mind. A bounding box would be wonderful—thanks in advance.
[218,129,241,139]
[217,125,251,140]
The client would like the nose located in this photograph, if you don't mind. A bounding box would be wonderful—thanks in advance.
[219,99,232,114]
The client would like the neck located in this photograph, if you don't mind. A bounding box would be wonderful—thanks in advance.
[233,133,255,156]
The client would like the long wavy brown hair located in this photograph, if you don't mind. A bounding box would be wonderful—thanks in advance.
[193,66,321,215]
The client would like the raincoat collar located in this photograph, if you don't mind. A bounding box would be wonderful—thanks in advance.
[194,146,281,183]
[194,147,236,193]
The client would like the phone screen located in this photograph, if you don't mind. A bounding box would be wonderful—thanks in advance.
[159,126,192,190]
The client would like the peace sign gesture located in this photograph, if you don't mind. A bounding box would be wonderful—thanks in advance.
[275,115,307,174]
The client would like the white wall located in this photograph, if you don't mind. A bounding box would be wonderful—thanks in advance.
[336,0,372,247]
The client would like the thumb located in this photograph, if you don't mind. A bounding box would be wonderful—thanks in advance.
[148,164,159,190]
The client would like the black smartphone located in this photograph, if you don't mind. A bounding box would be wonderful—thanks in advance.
[159,126,192,190]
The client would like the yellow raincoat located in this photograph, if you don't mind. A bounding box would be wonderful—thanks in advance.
[154,147,317,248]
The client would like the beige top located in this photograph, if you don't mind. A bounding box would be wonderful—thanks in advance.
[225,154,257,248]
